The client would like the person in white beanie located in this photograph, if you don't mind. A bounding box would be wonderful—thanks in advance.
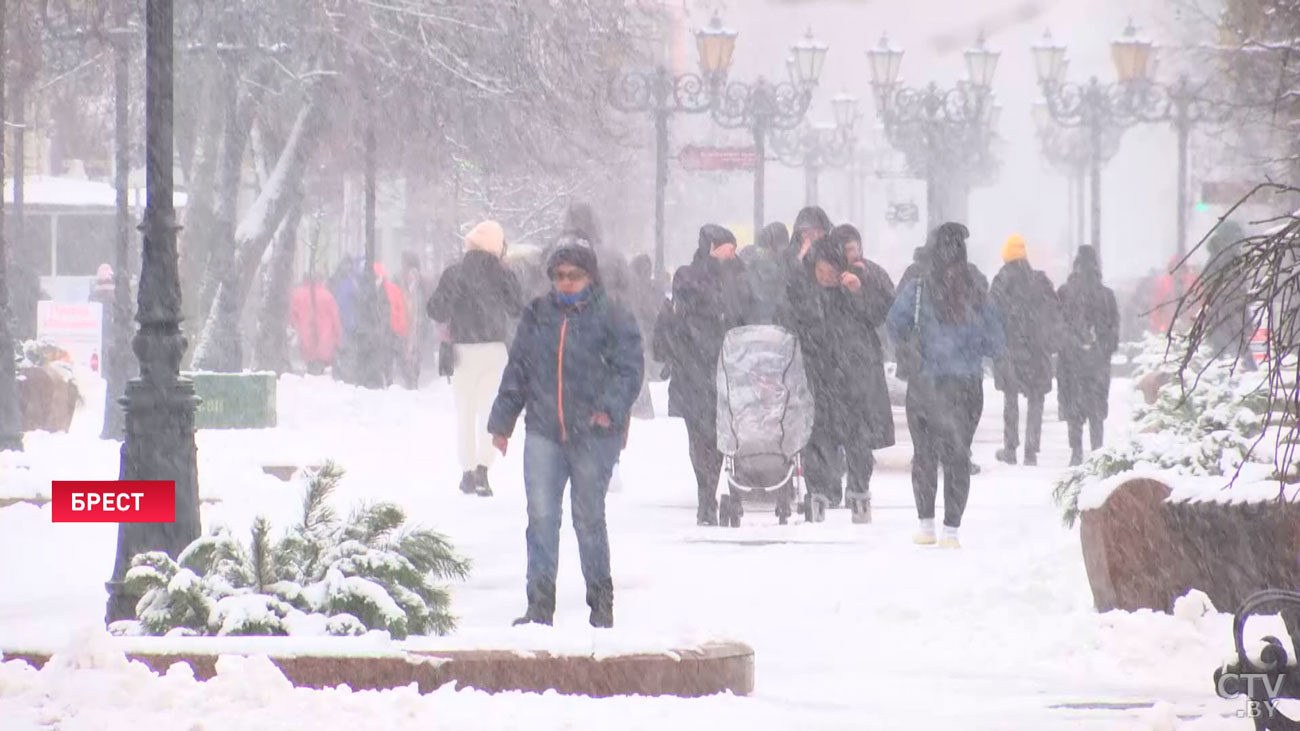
[427,220,522,496]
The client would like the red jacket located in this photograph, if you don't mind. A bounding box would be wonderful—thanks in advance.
[1149,260,1198,334]
[289,282,342,363]
[383,279,408,337]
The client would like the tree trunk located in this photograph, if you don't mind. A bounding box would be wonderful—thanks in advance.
[252,201,303,373]
[196,61,258,323]
[190,93,322,373]
[177,73,225,346]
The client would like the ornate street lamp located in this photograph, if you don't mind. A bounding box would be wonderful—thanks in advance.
[869,32,1001,228]
[610,12,736,283]
[1033,27,1147,269]
[1033,100,1123,253]
[106,0,202,624]
[772,92,859,206]
[711,28,826,235]
[1107,22,1232,258]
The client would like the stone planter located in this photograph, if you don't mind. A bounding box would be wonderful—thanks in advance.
[1081,477,1300,613]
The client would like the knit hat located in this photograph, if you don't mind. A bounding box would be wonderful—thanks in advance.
[465,220,506,258]
[547,236,600,283]
[1001,233,1027,263]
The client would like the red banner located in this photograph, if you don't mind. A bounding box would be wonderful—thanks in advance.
[51,481,176,523]
[678,145,759,171]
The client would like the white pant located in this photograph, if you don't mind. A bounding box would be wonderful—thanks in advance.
[452,342,509,472]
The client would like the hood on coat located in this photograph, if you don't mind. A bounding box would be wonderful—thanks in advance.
[792,206,833,248]
[695,224,738,262]
[756,222,790,252]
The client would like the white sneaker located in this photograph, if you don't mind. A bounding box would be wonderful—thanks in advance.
[912,519,936,545]
[939,525,961,549]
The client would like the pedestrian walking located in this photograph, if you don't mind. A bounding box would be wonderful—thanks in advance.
[428,220,523,496]
[790,226,895,521]
[1057,245,1119,465]
[887,222,1004,548]
[740,222,791,324]
[663,225,753,525]
[488,237,644,628]
[990,234,1062,466]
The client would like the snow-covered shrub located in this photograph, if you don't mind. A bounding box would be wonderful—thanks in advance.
[112,461,470,638]
[1054,336,1275,526]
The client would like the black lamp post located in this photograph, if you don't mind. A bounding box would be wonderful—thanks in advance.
[1033,25,1158,270]
[770,92,859,207]
[711,27,827,236]
[868,33,1001,229]
[106,0,202,624]
[1032,100,1122,254]
[610,13,737,284]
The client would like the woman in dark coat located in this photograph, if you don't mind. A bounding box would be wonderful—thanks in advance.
[790,230,895,519]
[666,224,753,525]
[1056,245,1119,466]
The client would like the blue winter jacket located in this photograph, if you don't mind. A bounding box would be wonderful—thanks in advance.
[887,278,1005,379]
[488,286,644,445]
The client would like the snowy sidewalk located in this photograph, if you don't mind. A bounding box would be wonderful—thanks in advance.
[0,375,1249,729]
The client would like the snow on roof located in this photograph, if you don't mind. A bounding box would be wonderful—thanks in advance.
[3,176,187,209]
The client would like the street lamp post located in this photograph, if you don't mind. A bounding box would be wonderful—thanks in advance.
[610,14,736,283]
[1033,25,1158,270]
[771,92,859,206]
[712,28,827,236]
[1119,73,1233,258]
[1032,100,1122,253]
[868,33,1001,229]
[106,0,202,624]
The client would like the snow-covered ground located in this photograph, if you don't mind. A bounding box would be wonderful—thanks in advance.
[0,372,1255,729]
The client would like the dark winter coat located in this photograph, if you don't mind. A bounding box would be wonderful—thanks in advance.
[791,255,897,448]
[1057,266,1119,422]
[664,249,753,433]
[741,222,792,325]
[428,250,524,344]
[990,260,1061,396]
[487,286,644,444]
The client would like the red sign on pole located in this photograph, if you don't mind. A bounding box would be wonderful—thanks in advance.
[678,145,760,171]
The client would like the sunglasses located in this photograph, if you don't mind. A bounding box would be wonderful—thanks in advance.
[551,269,589,283]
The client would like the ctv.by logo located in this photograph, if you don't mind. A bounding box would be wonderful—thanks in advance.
[1216,672,1284,718]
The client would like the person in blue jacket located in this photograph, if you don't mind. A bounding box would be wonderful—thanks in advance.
[488,237,644,629]
[887,222,1004,549]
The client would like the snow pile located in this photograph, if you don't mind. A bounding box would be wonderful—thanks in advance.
[112,463,469,640]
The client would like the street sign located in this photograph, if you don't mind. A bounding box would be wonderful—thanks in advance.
[886,202,919,226]
[678,145,759,171]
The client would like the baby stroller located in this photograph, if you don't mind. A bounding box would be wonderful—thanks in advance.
[715,325,815,526]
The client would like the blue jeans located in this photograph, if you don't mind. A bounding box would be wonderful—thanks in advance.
[523,433,620,617]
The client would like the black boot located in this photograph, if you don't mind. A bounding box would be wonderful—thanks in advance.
[697,505,718,526]
[1069,449,1083,467]
[587,580,613,629]
[474,466,493,497]
[514,580,555,626]
[1023,452,1038,467]
[459,471,476,494]
[995,448,1017,465]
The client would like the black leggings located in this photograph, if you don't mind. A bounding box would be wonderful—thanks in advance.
[906,376,984,528]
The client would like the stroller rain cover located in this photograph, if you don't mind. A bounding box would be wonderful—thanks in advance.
[716,325,814,459]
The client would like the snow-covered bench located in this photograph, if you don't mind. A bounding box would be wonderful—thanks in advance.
[1215,589,1300,729]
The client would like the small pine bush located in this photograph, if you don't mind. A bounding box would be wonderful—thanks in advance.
[112,461,470,638]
